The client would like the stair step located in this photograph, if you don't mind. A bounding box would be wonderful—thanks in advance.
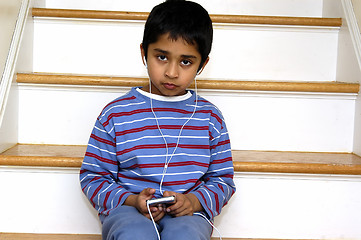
[16,73,358,152]
[32,8,342,27]
[0,233,101,240]
[1,144,361,175]
[30,10,341,81]
[16,73,360,93]
[0,233,264,240]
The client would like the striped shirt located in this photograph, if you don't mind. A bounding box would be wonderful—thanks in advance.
[80,87,236,220]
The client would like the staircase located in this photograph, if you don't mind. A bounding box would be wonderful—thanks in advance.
[1,0,361,239]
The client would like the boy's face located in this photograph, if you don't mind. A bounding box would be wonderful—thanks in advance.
[141,33,208,96]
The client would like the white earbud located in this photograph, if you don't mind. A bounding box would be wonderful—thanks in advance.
[143,57,148,68]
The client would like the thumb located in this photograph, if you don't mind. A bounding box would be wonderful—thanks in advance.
[144,188,156,197]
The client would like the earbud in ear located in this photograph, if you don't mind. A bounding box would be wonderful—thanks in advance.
[143,57,147,69]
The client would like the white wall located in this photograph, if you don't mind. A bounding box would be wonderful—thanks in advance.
[351,0,361,28]
[0,0,24,153]
[0,0,22,79]
[38,0,324,17]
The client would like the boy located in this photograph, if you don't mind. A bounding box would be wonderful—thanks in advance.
[80,0,236,239]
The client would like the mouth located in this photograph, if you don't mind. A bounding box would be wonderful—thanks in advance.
[163,83,177,90]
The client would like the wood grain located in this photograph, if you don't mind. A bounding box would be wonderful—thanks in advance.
[2,144,361,175]
[32,8,342,27]
[16,73,360,93]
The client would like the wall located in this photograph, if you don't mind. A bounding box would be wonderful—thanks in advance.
[0,0,23,81]
[351,0,361,28]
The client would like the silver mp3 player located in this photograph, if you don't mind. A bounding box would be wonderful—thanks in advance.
[146,196,176,206]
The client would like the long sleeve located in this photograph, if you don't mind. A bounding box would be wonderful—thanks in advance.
[192,114,236,219]
[80,117,132,217]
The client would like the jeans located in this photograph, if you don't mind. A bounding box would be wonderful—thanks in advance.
[102,205,212,240]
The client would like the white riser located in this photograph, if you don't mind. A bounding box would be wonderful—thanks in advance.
[32,18,339,82]
[18,84,356,152]
[1,167,361,239]
[35,0,325,17]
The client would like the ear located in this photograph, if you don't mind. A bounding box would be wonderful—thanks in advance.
[140,43,147,66]
[197,57,209,75]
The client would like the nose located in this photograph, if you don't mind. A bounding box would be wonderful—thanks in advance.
[165,62,179,78]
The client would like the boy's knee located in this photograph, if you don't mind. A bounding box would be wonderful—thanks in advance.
[102,206,158,240]
[160,215,212,240]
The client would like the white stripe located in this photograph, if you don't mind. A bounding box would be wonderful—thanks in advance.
[186,104,214,108]
[94,125,107,133]
[99,101,146,120]
[214,178,231,199]
[207,167,234,174]
[114,116,209,127]
[82,162,101,168]
[211,148,232,156]
[116,134,208,145]
[203,188,214,213]
[120,152,209,164]
[125,169,204,177]
[111,189,123,209]
[80,173,102,185]
[98,183,113,211]
[88,144,116,155]
[108,126,115,135]
[209,122,220,135]
[211,131,229,142]
[86,186,91,198]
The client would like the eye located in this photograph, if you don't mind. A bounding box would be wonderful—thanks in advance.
[181,59,192,66]
[157,55,167,61]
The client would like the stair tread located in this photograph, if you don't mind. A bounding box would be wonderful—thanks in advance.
[32,8,342,27]
[16,73,360,93]
[1,144,361,175]
[0,233,251,240]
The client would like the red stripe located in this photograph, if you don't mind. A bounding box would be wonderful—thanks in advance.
[90,134,115,147]
[85,152,118,165]
[103,96,136,110]
[117,173,158,184]
[205,185,220,214]
[82,176,101,191]
[210,139,230,149]
[184,180,202,193]
[90,181,107,206]
[129,161,209,169]
[212,157,232,164]
[116,125,208,136]
[221,174,234,179]
[112,191,129,212]
[163,178,198,186]
[198,191,214,219]
[116,143,209,155]
[103,107,223,127]
[103,191,111,211]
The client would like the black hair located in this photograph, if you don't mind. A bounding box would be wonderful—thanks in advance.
[142,0,213,71]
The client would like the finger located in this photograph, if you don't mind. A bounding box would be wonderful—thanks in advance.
[169,204,188,216]
[163,191,176,198]
[144,188,155,196]
[153,211,165,222]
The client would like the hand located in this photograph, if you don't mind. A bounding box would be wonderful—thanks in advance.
[124,188,165,222]
[163,191,203,217]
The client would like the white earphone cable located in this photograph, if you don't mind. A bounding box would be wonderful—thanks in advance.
[149,78,198,195]
[147,74,222,240]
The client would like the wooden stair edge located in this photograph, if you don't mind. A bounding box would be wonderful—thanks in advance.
[0,233,265,240]
[1,144,361,175]
[16,73,360,94]
[31,8,342,27]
